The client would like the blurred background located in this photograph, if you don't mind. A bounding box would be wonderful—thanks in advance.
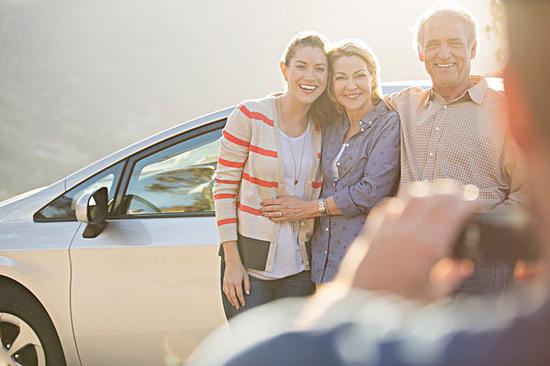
[0,0,503,200]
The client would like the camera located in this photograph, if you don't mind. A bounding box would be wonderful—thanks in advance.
[452,210,539,263]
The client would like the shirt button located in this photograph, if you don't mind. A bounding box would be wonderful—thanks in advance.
[325,227,329,231]
[360,128,365,132]
[324,250,328,254]
[443,105,448,110]
[435,127,440,131]
[368,120,372,125]
[429,152,434,157]
[336,162,341,166]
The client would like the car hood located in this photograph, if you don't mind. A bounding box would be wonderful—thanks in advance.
[0,186,49,222]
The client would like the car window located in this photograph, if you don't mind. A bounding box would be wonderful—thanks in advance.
[122,129,221,216]
[34,162,124,222]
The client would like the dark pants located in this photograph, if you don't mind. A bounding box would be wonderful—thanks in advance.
[220,260,315,320]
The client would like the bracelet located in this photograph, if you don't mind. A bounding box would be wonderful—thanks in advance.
[318,198,328,216]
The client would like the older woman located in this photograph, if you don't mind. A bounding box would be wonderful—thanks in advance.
[261,40,400,284]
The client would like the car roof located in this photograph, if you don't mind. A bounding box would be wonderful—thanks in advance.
[64,106,233,189]
[64,78,503,190]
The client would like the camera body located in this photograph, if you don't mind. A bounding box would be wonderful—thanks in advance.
[452,210,539,263]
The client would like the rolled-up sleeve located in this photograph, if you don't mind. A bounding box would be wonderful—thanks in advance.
[332,114,400,217]
[493,135,530,212]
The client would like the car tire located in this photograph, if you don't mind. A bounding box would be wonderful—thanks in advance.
[0,281,67,366]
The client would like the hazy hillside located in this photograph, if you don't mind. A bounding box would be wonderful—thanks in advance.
[0,0,502,200]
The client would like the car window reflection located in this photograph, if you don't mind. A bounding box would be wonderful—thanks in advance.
[123,129,221,216]
[34,163,124,221]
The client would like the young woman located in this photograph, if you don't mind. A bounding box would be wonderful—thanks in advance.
[214,32,331,319]
[261,40,400,284]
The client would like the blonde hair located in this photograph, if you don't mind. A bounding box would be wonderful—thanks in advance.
[414,4,478,50]
[327,39,383,108]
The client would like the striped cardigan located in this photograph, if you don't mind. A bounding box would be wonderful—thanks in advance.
[214,96,323,272]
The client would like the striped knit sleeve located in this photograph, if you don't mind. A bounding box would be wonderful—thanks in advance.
[214,104,252,243]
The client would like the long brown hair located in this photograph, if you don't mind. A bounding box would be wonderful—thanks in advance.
[281,31,338,126]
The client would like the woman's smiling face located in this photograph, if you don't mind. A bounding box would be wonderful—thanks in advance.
[282,45,328,105]
[331,55,373,113]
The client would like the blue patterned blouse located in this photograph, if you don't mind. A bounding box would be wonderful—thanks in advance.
[311,101,400,283]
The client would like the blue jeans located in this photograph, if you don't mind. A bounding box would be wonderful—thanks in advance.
[220,260,315,320]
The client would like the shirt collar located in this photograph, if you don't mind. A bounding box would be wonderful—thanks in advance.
[342,100,386,133]
[429,75,487,105]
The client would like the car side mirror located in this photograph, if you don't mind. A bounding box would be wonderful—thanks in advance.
[75,187,109,238]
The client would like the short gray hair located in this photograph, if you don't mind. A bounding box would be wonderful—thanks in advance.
[414,4,478,50]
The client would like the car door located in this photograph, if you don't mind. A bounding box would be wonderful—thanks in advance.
[70,121,226,366]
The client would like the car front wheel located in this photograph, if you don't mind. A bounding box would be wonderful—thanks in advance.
[0,282,66,366]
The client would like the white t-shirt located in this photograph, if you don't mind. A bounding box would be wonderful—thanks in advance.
[249,123,313,280]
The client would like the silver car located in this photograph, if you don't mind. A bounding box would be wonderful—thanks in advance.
[0,80,504,366]
[0,105,232,366]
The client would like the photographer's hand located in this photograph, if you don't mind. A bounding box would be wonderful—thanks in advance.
[337,180,478,302]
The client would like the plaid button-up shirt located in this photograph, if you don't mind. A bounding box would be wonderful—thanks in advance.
[386,76,528,211]
[386,76,529,294]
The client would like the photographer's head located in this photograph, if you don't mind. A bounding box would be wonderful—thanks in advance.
[504,0,550,246]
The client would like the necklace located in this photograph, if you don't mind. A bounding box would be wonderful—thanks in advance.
[277,98,307,186]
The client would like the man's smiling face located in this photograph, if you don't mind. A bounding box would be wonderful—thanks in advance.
[419,14,477,96]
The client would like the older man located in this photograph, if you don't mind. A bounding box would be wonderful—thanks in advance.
[188,1,550,365]
[385,6,528,295]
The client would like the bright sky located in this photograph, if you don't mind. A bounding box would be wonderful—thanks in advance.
[0,0,502,199]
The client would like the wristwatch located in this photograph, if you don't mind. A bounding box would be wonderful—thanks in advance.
[318,198,328,216]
